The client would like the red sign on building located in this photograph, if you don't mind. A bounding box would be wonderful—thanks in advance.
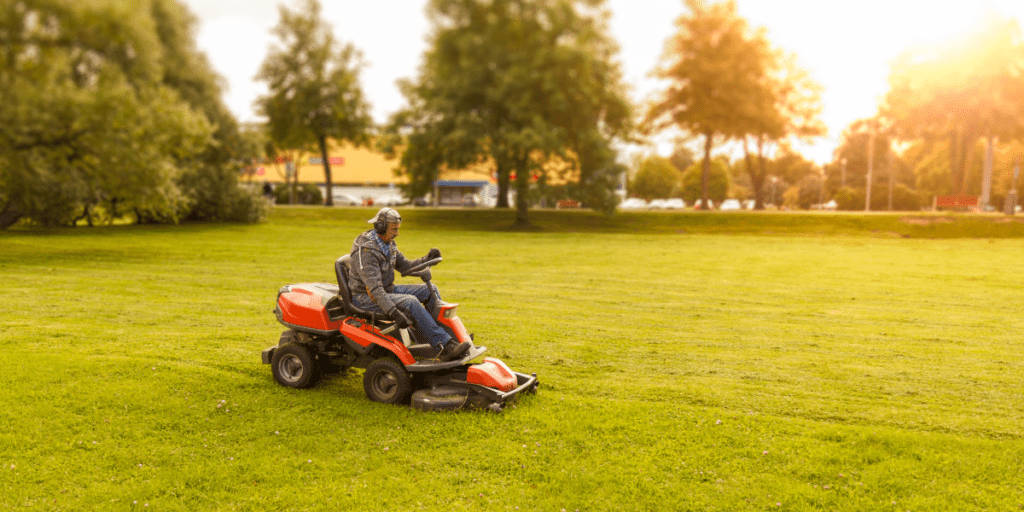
[935,195,978,207]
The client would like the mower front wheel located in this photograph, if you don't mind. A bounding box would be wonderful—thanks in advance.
[363,357,412,404]
[271,343,320,389]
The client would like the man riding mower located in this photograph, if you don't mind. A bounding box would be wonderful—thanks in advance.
[261,208,538,412]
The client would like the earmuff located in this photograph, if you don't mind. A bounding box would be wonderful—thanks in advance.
[374,208,393,235]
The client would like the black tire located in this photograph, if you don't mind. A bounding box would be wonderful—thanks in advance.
[411,385,468,412]
[363,357,412,404]
[271,343,320,389]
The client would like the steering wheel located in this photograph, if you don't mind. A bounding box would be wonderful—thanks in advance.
[400,257,442,278]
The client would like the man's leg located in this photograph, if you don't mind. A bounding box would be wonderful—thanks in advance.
[392,283,441,312]
[389,293,450,350]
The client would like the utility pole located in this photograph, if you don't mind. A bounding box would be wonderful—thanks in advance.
[865,127,875,212]
[1006,160,1020,215]
[981,136,994,209]
[887,147,894,211]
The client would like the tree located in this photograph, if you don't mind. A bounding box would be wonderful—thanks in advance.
[152,0,269,223]
[883,13,1024,195]
[0,0,266,228]
[255,0,373,207]
[646,0,769,210]
[630,156,680,200]
[388,0,633,227]
[680,159,729,205]
[738,51,824,210]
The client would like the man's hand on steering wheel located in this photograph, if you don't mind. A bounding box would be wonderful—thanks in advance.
[427,248,441,260]
[388,308,412,329]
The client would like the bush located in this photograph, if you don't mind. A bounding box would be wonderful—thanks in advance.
[834,187,863,211]
[630,157,680,200]
[681,159,730,204]
[274,183,323,205]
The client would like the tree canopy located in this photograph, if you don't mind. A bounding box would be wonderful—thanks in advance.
[255,0,373,207]
[630,156,680,201]
[647,0,822,210]
[882,13,1024,195]
[0,0,266,228]
[386,0,633,227]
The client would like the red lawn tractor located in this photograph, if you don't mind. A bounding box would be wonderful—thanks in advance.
[261,256,538,412]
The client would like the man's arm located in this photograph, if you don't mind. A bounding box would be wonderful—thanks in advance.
[395,247,440,274]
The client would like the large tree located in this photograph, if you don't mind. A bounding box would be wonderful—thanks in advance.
[883,14,1024,195]
[0,0,265,228]
[255,0,373,207]
[737,51,824,210]
[387,0,632,227]
[646,0,768,210]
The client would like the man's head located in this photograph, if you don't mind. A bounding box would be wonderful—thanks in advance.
[369,207,402,242]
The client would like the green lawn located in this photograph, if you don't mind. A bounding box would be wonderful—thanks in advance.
[2,208,1023,510]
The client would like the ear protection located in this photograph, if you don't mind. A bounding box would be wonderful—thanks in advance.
[374,208,395,235]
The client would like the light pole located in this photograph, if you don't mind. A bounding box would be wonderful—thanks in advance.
[818,168,825,208]
[770,176,779,208]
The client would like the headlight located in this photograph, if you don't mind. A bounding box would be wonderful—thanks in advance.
[443,306,457,319]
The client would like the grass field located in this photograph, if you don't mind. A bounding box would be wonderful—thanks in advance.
[2,208,1023,510]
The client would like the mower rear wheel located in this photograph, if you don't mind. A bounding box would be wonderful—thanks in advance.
[363,357,412,404]
[271,343,320,389]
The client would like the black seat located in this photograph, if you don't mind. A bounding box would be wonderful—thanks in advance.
[335,254,383,324]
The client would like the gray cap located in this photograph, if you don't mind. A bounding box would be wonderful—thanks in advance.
[368,207,402,225]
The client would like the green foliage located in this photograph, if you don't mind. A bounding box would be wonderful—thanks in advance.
[255,0,373,207]
[890,183,923,211]
[0,0,265,228]
[630,156,681,200]
[274,183,323,205]
[389,0,633,226]
[786,173,825,209]
[834,187,863,211]
[681,159,730,204]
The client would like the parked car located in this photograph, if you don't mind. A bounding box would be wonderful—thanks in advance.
[332,192,362,206]
[719,199,741,211]
[692,199,715,210]
[619,198,648,210]
[743,199,757,210]
[664,198,685,209]
[648,199,668,209]
[375,194,406,206]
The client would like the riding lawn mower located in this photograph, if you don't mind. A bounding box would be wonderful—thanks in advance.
[261,256,538,412]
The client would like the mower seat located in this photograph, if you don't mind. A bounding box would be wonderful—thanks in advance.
[335,254,384,324]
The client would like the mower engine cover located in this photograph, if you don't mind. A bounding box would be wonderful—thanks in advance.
[467,357,517,392]
[275,284,343,333]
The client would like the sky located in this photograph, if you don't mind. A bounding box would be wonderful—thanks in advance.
[179,0,1024,164]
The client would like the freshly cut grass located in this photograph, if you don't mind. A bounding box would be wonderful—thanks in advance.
[1,208,1023,510]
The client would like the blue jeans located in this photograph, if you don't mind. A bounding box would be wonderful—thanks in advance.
[352,284,451,349]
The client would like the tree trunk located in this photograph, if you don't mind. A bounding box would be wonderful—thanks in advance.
[496,157,510,208]
[743,136,766,210]
[0,201,24,229]
[959,127,979,195]
[512,155,531,228]
[700,131,713,209]
[318,136,334,206]
[949,130,961,195]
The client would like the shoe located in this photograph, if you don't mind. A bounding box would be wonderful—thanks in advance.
[437,340,470,361]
